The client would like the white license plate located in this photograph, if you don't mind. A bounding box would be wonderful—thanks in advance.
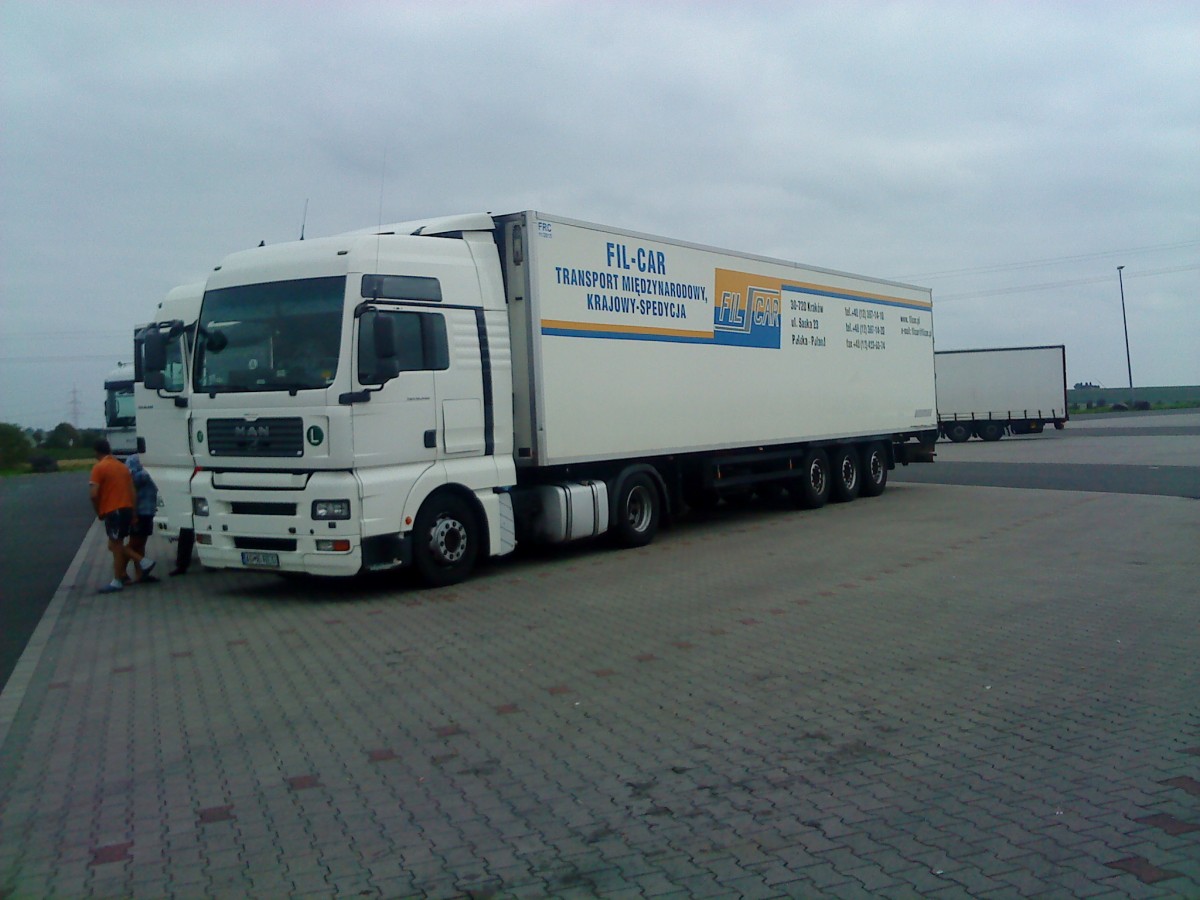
[241,551,280,568]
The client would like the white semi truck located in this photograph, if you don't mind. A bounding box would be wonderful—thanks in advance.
[134,283,204,546]
[934,345,1069,442]
[102,363,138,457]
[142,212,938,586]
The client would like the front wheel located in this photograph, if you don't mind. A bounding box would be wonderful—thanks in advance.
[830,445,860,503]
[611,472,660,547]
[412,493,479,587]
[859,442,889,497]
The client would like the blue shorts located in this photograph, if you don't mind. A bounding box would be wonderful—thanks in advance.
[130,515,154,539]
[103,509,133,541]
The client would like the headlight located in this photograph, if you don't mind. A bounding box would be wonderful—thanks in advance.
[192,497,210,516]
[312,499,351,520]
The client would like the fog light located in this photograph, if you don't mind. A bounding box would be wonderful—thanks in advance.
[316,539,351,552]
[312,499,350,520]
[192,497,210,516]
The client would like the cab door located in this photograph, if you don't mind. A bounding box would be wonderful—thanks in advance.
[435,308,487,457]
[350,308,442,533]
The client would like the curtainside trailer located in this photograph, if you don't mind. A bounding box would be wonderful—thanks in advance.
[935,345,1068,441]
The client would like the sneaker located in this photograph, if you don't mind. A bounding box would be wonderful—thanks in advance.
[140,559,157,576]
[137,574,160,584]
[98,582,124,594]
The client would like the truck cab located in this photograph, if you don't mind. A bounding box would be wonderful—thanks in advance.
[134,283,204,541]
[150,215,517,580]
[103,363,137,457]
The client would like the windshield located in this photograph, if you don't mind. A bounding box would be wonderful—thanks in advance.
[195,276,346,393]
[105,382,135,427]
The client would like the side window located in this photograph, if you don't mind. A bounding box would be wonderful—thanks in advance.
[358,311,448,383]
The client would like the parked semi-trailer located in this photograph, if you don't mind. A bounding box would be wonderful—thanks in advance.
[143,212,938,586]
[935,345,1068,442]
[134,283,204,547]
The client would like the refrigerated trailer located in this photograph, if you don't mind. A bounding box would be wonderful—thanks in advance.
[143,212,938,585]
[935,345,1068,441]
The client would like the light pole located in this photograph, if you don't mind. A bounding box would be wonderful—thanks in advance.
[1117,265,1134,407]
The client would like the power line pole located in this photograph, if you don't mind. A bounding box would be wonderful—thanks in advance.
[68,384,82,427]
[1117,266,1134,407]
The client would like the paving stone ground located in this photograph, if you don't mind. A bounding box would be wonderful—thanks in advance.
[1,482,1197,898]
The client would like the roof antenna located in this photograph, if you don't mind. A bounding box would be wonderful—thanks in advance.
[299,198,309,240]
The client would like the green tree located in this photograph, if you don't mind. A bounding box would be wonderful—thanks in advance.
[45,422,80,449]
[0,423,33,469]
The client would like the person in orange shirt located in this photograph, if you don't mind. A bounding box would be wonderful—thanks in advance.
[90,439,156,593]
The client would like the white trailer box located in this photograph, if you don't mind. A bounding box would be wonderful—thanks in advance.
[935,345,1068,441]
[502,213,937,464]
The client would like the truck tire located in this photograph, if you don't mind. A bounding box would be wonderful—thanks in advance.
[946,422,972,443]
[412,493,479,587]
[859,442,888,497]
[830,445,860,503]
[791,448,830,509]
[978,421,1004,442]
[611,472,660,547]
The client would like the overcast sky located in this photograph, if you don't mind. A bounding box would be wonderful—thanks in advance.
[2,1,1197,429]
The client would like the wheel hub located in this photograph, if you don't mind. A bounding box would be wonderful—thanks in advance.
[430,517,467,564]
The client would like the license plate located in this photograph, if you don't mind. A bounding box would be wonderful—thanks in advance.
[241,551,280,568]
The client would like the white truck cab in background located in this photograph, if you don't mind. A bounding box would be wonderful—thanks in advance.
[135,283,204,546]
[102,363,137,457]
[143,212,938,586]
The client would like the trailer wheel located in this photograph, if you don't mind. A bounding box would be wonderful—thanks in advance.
[612,472,660,547]
[412,493,479,587]
[946,422,972,443]
[830,445,860,503]
[978,421,1004,442]
[791,448,830,509]
[859,442,888,497]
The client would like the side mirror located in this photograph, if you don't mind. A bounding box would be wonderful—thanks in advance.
[373,312,396,360]
[370,312,401,383]
[143,329,167,374]
[145,371,165,391]
[375,359,401,381]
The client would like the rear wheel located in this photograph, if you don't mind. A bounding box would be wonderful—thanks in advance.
[412,493,479,587]
[611,472,660,547]
[859,442,889,497]
[830,445,860,503]
[978,421,1004,442]
[946,422,972,443]
[791,448,830,509]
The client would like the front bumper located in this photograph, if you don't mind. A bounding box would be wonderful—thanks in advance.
[192,469,370,578]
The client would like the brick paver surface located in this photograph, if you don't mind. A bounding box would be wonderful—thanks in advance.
[1,483,1196,897]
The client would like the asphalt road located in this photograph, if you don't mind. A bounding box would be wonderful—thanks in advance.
[0,470,94,692]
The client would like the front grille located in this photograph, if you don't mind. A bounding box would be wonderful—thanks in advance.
[233,537,297,551]
[207,418,304,457]
[230,502,297,516]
